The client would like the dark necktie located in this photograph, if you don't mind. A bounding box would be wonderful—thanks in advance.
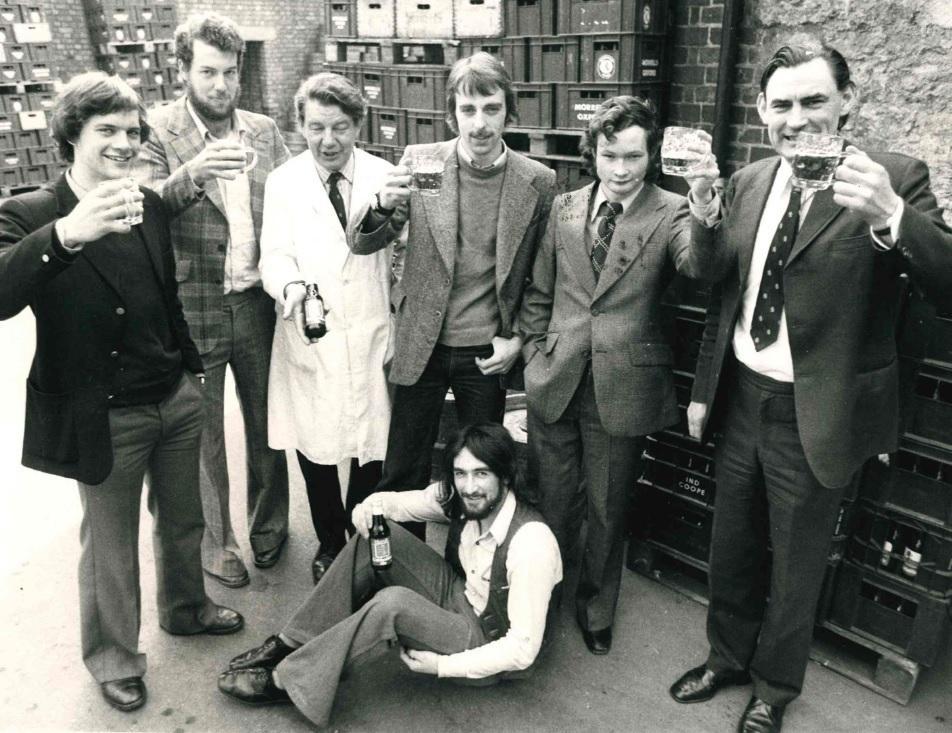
[592,200,623,281]
[750,185,803,351]
[327,170,347,231]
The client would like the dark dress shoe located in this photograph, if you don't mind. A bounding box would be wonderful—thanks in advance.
[670,664,752,704]
[253,538,287,569]
[204,568,250,589]
[205,605,245,635]
[101,677,146,712]
[580,626,612,655]
[737,696,785,733]
[229,635,295,671]
[311,551,338,585]
[218,667,291,706]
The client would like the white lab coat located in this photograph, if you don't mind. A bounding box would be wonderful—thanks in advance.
[260,148,399,465]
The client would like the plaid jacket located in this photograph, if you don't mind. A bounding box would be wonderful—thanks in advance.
[137,96,290,354]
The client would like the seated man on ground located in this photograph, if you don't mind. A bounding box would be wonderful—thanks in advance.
[217,422,562,728]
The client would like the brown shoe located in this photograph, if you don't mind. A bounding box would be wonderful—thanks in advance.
[101,676,146,712]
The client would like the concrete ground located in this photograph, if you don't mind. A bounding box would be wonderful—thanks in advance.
[2,309,951,733]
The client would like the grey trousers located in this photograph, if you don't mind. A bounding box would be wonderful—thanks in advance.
[276,525,486,728]
[528,368,645,632]
[78,373,217,683]
[199,287,289,576]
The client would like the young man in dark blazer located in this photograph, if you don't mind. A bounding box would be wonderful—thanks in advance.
[0,72,242,713]
[669,42,952,733]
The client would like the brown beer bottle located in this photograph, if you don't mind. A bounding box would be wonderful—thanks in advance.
[370,497,392,570]
[304,283,327,340]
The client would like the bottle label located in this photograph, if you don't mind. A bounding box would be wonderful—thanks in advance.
[371,537,392,564]
[305,297,324,323]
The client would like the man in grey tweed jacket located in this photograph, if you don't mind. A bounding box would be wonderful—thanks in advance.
[138,13,290,588]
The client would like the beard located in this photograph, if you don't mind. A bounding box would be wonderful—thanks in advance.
[188,85,239,122]
[460,492,504,521]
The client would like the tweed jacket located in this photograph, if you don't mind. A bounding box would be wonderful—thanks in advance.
[691,152,952,488]
[137,96,290,354]
[351,139,556,386]
[0,176,202,484]
[518,181,721,436]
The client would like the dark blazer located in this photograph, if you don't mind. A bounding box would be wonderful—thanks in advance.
[351,139,556,386]
[692,152,952,488]
[518,181,720,436]
[0,176,203,484]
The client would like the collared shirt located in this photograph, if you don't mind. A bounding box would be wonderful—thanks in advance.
[586,183,644,256]
[186,99,258,294]
[456,139,508,171]
[372,485,562,679]
[313,153,355,226]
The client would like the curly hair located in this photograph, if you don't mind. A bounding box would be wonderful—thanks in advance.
[174,12,245,70]
[579,95,660,181]
[49,71,149,163]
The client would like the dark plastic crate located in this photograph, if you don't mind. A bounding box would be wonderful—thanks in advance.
[322,61,363,90]
[827,559,951,666]
[552,157,593,192]
[360,65,399,107]
[325,1,356,36]
[860,439,952,528]
[528,36,580,82]
[406,110,450,145]
[631,480,713,566]
[371,106,407,147]
[555,81,663,129]
[398,66,448,111]
[559,0,669,34]
[0,91,27,114]
[505,0,558,35]
[898,290,952,369]
[901,364,952,447]
[512,83,554,128]
[579,32,666,82]
[459,37,527,82]
[644,435,716,506]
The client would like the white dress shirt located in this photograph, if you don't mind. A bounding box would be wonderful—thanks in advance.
[587,183,644,254]
[313,153,355,226]
[186,100,258,294]
[368,485,563,679]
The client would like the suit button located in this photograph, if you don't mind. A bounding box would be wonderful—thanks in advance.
[107,394,114,400]
[41,254,50,263]
[110,350,119,358]
[435,310,442,318]
[115,306,125,315]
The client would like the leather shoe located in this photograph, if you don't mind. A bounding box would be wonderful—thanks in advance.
[580,626,612,655]
[737,696,785,733]
[218,667,291,706]
[101,677,146,712]
[204,567,250,589]
[205,605,244,635]
[670,664,751,704]
[311,550,338,585]
[253,537,287,569]
[229,635,295,671]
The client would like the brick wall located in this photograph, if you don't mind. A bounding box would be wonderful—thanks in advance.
[46,0,97,80]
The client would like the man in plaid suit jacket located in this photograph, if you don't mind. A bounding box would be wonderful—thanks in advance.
[138,13,290,588]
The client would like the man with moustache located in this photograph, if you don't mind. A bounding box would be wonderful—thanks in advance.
[216,423,562,729]
[669,42,952,732]
[139,12,291,589]
[351,53,556,537]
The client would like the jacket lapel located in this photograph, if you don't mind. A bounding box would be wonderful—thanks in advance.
[736,159,780,285]
[53,176,123,295]
[786,185,843,266]
[419,143,459,274]
[136,196,166,284]
[495,152,539,292]
[166,98,227,218]
[561,183,598,296]
[240,109,268,242]
[592,184,664,300]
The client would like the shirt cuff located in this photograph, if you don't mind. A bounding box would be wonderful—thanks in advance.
[870,199,904,251]
[688,190,721,228]
[436,653,464,678]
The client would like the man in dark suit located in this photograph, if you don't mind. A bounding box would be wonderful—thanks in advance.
[669,43,952,732]
[352,52,555,544]
[0,72,242,713]
[517,96,720,655]
[138,12,291,588]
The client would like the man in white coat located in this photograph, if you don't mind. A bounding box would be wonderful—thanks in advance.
[259,73,403,584]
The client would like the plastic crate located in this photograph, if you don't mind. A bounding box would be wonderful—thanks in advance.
[357,0,396,37]
[898,290,952,369]
[360,65,399,106]
[0,24,12,43]
[0,112,12,133]
[371,106,407,147]
[631,480,713,566]
[397,0,454,39]
[1,43,27,62]
[398,66,447,111]
[17,109,46,131]
[25,146,55,165]
[459,37,527,83]
[559,0,669,34]
[0,62,23,82]
[901,364,952,447]
[322,61,363,89]
[555,81,663,129]
[512,83,554,128]
[644,435,716,505]
[325,0,357,36]
[528,36,580,82]
[861,439,952,528]
[579,32,666,82]
[827,559,951,666]
[406,110,450,145]
[12,22,52,43]
[504,0,557,35]
[0,130,13,151]
[453,0,504,37]
[359,141,402,165]
[0,91,27,113]
[0,4,20,22]
[552,157,593,192]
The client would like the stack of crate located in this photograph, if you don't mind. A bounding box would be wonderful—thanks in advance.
[83,0,180,109]
[818,288,952,680]
[0,2,61,197]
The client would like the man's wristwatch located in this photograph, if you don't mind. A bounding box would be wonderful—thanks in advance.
[373,193,395,217]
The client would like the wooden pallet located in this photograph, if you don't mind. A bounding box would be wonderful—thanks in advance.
[626,539,926,705]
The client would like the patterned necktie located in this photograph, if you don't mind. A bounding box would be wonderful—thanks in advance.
[327,170,347,231]
[750,185,803,351]
[591,200,623,281]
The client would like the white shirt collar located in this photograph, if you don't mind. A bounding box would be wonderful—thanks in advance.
[457,139,508,171]
[313,152,355,186]
[590,182,644,222]
[185,98,247,141]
